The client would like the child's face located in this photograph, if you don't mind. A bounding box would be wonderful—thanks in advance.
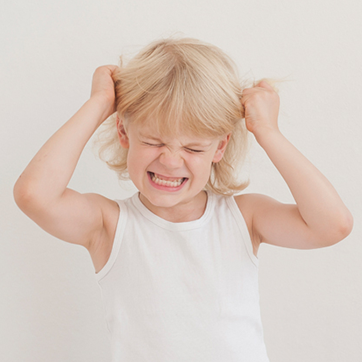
[117,118,230,210]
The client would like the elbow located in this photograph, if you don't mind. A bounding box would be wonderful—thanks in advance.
[337,209,354,240]
[13,178,31,210]
[322,210,354,247]
[13,178,40,212]
[14,175,60,214]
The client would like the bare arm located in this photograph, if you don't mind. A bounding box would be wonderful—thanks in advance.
[13,65,119,251]
[238,81,353,250]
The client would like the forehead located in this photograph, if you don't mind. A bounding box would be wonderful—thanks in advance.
[129,119,218,146]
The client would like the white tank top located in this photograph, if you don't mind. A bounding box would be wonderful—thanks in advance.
[95,191,270,362]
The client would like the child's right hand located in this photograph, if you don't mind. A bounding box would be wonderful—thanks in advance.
[90,65,120,121]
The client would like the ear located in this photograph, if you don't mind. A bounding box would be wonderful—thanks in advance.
[116,115,130,149]
[212,133,231,163]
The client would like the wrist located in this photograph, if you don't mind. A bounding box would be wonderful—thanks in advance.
[88,95,116,123]
[252,126,282,144]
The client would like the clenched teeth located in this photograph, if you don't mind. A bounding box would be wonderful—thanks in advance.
[150,172,185,187]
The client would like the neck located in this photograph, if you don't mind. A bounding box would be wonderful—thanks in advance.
[139,191,208,223]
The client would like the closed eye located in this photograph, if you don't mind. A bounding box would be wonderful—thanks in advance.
[143,142,204,153]
[143,142,164,147]
[185,148,204,153]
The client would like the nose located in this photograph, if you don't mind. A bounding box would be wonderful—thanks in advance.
[158,148,184,169]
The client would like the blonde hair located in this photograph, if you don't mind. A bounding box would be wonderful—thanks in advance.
[94,37,269,195]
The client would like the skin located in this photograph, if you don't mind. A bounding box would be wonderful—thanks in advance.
[237,81,353,254]
[116,118,230,222]
[13,65,354,273]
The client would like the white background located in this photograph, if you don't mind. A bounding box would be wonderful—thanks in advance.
[1,0,362,361]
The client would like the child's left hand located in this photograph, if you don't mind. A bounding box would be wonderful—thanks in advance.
[240,80,280,137]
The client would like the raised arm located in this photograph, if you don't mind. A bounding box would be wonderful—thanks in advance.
[13,65,120,253]
[237,81,353,251]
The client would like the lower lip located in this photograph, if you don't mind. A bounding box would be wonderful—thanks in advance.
[147,172,188,192]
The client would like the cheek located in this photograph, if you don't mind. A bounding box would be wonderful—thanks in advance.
[127,147,156,174]
[187,155,213,176]
[195,151,215,166]
[126,148,143,177]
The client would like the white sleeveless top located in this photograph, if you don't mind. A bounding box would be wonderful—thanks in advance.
[95,191,270,362]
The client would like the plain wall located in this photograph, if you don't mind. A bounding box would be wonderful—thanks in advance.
[1,0,362,361]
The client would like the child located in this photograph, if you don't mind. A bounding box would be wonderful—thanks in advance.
[13,37,353,362]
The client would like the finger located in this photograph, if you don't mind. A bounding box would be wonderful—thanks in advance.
[99,64,119,71]
[240,93,252,109]
[107,65,120,73]
[240,88,261,104]
[242,84,269,94]
[255,79,274,90]
[241,88,260,95]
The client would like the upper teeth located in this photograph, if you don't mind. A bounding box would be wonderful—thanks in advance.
[151,173,184,187]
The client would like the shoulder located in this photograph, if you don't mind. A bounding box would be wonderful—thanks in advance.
[233,193,272,257]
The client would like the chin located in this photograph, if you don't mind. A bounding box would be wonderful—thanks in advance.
[142,192,182,208]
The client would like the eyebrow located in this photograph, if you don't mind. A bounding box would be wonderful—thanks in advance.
[139,134,213,148]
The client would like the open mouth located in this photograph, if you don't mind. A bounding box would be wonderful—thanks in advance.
[148,172,188,188]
